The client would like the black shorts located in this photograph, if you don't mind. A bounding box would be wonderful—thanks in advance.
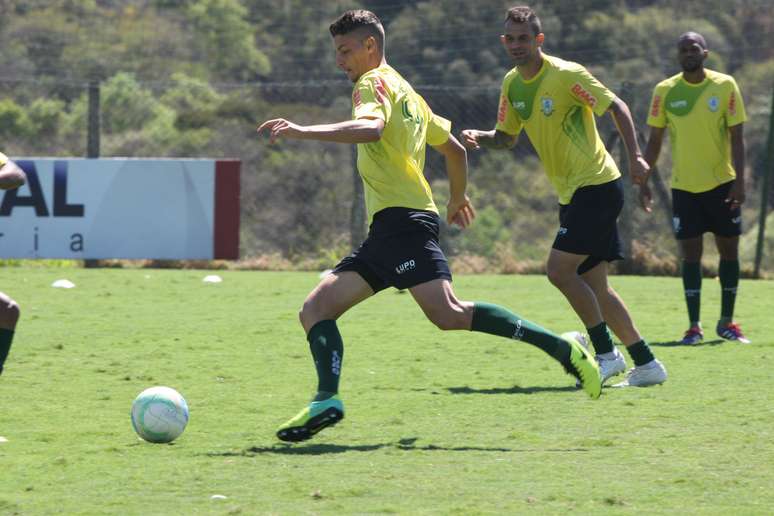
[333,207,452,293]
[552,178,624,274]
[672,182,742,240]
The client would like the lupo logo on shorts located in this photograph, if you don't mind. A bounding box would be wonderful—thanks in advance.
[557,227,568,236]
[672,216,681,233]
[395,259,416,275]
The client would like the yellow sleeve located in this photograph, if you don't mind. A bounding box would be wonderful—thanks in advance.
[726,78,746,127]
[352,75,392,122]
[426,112,451,146]
[494,76,523,135]
[646,85,667,128]
[567,66,616,116]
[0,152,7,167]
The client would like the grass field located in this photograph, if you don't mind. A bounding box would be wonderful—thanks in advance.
[1,268,773,514]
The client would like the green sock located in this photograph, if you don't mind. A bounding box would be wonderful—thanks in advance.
[682,261,702,326]
[718,259,739,324]
[587,322,615,355]
[626,340,655,367]
[0,328,14,375]
[471,302,570,364]
[307,320,343,400]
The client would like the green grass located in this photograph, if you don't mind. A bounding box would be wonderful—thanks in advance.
[1,268,773,514]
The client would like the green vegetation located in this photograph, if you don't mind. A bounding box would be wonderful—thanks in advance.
[0,1,772,272]
[1,268,773,513]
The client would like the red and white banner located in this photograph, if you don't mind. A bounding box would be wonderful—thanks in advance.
[0,158,240,259]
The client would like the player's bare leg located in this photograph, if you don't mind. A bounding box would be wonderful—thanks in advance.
[409,278,601,398]
[545,249,604,327]
[277,272,374,442]
[0,291,20,376]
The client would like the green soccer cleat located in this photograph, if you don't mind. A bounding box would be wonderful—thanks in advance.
[561,331,602,399]
[276,395,345,442]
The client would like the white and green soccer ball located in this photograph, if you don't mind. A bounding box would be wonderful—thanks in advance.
[131,386,189,443]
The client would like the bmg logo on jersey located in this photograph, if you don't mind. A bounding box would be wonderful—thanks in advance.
[395,259,416,275]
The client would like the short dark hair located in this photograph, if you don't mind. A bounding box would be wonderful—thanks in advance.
[329,10,385,51]
[678,31,708,50]
[505,6,542,35]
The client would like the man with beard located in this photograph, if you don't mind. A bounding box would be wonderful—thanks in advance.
[640,32,749,345]
[0,152,26,376]
[461,6,667,387]
[258,10,602,442]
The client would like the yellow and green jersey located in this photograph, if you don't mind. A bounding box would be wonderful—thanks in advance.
[352,64,451,223]
[0,152,7,167]
[496,54,620,204]
[647,69,746,193]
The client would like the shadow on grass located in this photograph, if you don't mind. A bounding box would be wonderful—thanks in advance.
[446,385,577,395]
[206,437,589,457]
[649,339,725,347]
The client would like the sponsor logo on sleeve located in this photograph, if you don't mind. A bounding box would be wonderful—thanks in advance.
[373,77,389,104]
[571,83,597,107]
[650,95,662,117]
[728,90,737,116]
[498,95,508,123]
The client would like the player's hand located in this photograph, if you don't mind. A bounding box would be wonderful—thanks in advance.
[256,118,305,144]
[629,155,650,186]
[638,183,654,213]
[447,196,476,229]
[725,179,746,208]
[459,130,481,150]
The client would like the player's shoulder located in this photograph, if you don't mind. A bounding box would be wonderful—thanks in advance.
[544,54,586,74]
[655,73,682,91]
[705,69,739,88]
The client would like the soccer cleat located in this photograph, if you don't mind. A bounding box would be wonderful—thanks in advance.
[680,326,704,345]
[573,334,627,386]
[716,322,751,344]
[612,359,668,387]
[561,331,602,399]
[276,395,344,442]
[597,347,627,384]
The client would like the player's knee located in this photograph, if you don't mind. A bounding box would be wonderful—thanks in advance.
[0,295,20,328]
[425,306,467,331]
[546,265,572,288]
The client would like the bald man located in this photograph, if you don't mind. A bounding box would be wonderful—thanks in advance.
[641,32,749,345]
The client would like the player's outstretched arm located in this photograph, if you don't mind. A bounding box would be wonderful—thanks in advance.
[257,117,385,145]
[638,126,666,213]
[431,134,476,229]
[459,129,517,151]
[608,97,649,185]
[0,159,26,190]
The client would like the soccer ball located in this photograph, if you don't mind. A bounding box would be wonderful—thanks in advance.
[131,386,189,443]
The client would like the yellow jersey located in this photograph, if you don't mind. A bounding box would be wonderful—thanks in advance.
[352,64,451,223]
[647,69,746,193]
[496,54,621,204]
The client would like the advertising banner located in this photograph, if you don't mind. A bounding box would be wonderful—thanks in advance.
[0,158,240,259]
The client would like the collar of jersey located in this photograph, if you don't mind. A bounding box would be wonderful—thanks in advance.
[679,73,709,88]
[519,56,548,84]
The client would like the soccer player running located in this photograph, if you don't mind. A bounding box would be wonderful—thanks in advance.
[0,152,26,376]
[258,10,602,443]
[641,32,749,345]
[461,6,667,387]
